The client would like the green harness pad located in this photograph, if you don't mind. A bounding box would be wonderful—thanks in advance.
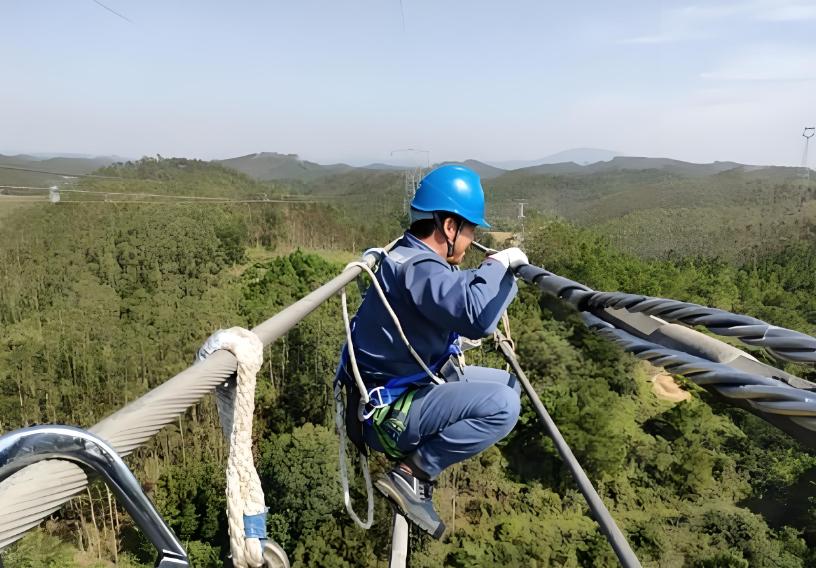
[372,388,417,460]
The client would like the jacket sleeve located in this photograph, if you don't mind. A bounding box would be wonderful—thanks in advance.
[402,256,518,338]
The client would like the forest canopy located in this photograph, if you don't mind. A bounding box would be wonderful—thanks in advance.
[1,159,814,567]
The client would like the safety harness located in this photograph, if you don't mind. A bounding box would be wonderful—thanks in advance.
[334,244,462,528]
[338,332,460,459]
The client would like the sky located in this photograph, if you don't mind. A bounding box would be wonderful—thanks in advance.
[3,0,815,166]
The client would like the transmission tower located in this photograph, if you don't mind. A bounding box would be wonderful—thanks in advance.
[390,148,430,214]
[802,127,815,184]
[517,200,527,245]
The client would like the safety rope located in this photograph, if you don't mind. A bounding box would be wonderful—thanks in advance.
[197,328,289,568]
[484,243,638,566]
[333,382,375,529]
[335,287,376,529]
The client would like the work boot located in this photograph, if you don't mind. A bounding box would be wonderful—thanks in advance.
[375,467,445,539]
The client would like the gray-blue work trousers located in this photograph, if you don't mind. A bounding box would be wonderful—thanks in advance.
[365,365,521,479]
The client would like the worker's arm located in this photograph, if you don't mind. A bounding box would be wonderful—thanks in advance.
[403,256,517,337]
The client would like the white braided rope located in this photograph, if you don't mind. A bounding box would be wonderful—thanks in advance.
[199,328,267,568]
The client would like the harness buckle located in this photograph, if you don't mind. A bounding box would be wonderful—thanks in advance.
[359,386,390,421]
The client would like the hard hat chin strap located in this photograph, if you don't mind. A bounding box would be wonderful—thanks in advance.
[432,212,464,258]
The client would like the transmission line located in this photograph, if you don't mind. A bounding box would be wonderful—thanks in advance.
[57,199,320,205]
[0,185,52,191]
[0,164,123,179]
[2,185,323,204]
[91,0,134,23]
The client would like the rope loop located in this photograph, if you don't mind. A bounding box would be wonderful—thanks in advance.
[198,327,290,568]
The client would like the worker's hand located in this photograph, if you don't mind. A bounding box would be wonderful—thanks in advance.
[488,247,529,270]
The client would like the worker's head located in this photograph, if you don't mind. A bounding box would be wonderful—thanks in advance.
[408,165,488,265]
[409,212,476,265]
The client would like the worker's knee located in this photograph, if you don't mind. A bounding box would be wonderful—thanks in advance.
[485,384,520,437]
[502,385,521,428]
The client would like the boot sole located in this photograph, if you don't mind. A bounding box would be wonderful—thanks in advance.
[375,478,446,539]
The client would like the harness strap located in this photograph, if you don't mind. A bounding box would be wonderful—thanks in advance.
[371,388,418,460]
[347,334,461,422]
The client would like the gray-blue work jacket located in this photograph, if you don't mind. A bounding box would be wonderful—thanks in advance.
[345,231,517,385]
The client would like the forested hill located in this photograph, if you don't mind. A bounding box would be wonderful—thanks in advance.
[92,157,288,199]
[1,159,815,566]
[5,155,814,263]
[214,152,357,182]
[291,160,815,262]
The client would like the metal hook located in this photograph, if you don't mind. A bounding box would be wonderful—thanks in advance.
[0,425,188,567]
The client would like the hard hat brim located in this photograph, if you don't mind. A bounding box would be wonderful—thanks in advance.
[410,207,490,228]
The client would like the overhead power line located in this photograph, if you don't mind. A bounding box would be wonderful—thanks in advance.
[59,188,256,201]
[58,199,321,205]
[398,0,406,31]
[0,164,123,179]
[0,185,52,191]
[91,0,133,23]
[2,183,370,206]
[3,185,324,203]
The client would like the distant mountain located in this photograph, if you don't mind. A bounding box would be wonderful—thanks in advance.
[489,148,622,170]
[590,156,746,177]
[215,152,356,181]
[362,163,407,171]
[0,154,117,174]
[361,159,505,179]
[435,160,506,180]
[513,161,587,175]
[215,152,757,182]
[22,152,131,161]
[512,156,750,177]
[0,154,117,187]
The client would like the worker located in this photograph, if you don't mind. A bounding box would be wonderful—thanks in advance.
[336,164,527,539]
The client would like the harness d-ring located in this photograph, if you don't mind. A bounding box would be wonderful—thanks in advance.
[359,386,389,421]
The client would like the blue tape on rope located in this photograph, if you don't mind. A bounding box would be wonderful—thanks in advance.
[243,510,268,539]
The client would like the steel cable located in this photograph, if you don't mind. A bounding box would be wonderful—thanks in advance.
[585,292,816,364]
[513,262,816,447]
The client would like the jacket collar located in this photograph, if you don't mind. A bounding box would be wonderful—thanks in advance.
[401,231,438,254]
[399,231,456,271]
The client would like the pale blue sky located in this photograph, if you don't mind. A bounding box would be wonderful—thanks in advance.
[3,1,815,166]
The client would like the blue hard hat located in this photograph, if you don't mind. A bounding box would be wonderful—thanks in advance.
[410,165,490,228]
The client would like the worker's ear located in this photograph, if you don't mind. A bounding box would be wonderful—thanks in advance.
[443,216,459,240]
